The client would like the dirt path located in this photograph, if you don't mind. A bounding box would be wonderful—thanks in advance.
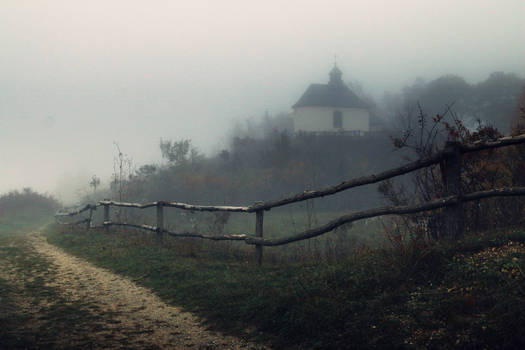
[2,229,268,349]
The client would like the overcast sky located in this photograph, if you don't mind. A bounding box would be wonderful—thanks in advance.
[1,0,524,202]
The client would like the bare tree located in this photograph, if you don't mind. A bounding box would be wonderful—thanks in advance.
[89,175,100,194]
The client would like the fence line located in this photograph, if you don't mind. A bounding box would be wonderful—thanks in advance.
[246,187,525,246]
[56,203,99,217]
[97,200,250,213]
[67,186,525,247]
[56,217,91,226]
[56,134,525,265]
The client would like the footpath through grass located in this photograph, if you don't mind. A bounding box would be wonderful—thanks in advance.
[0,226,123,349]
[45,225,525,349]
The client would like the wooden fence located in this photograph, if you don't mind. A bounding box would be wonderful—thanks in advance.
[56,134,525,265]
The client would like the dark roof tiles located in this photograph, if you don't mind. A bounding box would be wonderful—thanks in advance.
[293,83,368,109]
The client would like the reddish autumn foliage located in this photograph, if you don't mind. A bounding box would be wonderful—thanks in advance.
[381,108,525,239]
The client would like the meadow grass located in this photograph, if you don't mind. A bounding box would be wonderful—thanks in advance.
[45,223,525,349]
[0,214,51,235]
[0,219,126,348]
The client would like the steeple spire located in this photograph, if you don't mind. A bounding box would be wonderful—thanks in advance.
[328,62,343,87]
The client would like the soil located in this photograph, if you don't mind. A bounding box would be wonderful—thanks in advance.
[0,228,268,349]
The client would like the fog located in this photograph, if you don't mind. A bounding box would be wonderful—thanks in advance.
[1,0,524,202]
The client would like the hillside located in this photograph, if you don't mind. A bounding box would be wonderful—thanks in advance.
[43,225,525,349]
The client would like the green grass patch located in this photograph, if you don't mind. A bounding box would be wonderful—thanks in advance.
[45,225,525,349]
[0,275,32,348]
[0,232,127,349]
[0,214,53,236]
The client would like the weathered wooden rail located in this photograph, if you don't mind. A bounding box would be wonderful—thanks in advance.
[56,134,525,265]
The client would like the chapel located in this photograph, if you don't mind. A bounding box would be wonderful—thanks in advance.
[293,65,370,134]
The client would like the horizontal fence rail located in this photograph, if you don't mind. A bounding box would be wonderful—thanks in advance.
[57,217,91,226]
[64,187,525,246]
[56,133,525,265]
[100,222,249,241]
[246,187,525,246]
[250,133,525,211]
[98,200,250,212]
[56,203,99,217]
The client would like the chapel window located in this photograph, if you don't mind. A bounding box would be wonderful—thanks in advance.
[333,110,343,129]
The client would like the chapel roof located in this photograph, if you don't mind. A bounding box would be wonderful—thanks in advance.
[293,66,367,109]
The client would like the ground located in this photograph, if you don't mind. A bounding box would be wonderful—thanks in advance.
[0,227,267,349]
[4,223,525,349]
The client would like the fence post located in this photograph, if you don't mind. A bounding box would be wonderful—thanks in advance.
[255,210,264,266]
[103,202,110,233]
[441,141,464,239]
[156,201,164,245]
[87,206,93,229]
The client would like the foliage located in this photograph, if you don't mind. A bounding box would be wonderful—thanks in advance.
[0,188,59,227]
[45,225,525,349]
[382,71,524,134]
[380,102,525,239]
[472,71,525,133]
[511,86,525,131]
[159,138,203,166]
[89,175,100,193]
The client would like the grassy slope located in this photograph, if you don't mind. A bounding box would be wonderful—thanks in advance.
[45,225,525,349]
[0,223,124,349]
[0,214,52,235]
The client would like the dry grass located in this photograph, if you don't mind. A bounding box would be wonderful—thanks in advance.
[1,226,268,349]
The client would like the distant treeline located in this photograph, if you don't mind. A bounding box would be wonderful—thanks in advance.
[0,188,60,218]
[83,71,524,213]
[97,131,407,212]
[381,71,524,134]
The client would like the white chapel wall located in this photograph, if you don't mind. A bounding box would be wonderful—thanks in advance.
[293,106,369,132]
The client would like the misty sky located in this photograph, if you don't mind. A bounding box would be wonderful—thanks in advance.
[1,0,524,203]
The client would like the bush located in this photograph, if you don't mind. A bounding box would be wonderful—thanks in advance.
[0,188,60,221]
